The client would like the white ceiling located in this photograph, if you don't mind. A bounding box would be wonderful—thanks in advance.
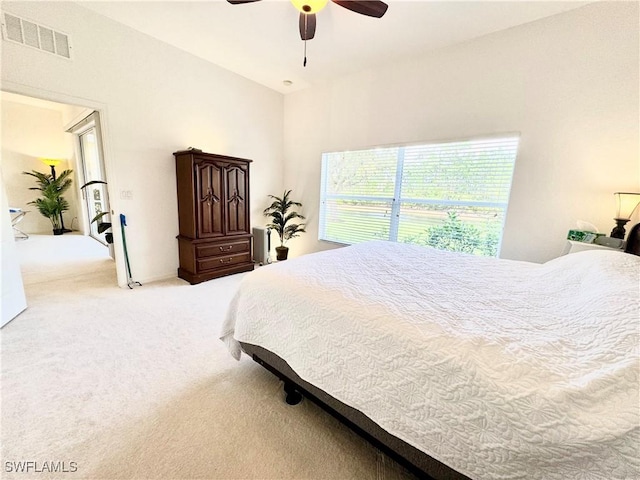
[81,1,592,94]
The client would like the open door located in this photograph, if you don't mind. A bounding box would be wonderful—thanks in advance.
[68,112,111,247]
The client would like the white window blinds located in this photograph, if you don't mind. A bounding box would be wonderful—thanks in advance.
[319,136,519,256]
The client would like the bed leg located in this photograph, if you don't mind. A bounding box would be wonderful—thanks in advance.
[283,382,303,405]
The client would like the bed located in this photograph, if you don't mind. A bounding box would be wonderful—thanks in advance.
[220,227,640,480]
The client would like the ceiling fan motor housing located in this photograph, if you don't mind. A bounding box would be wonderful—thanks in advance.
[291,0,328,14]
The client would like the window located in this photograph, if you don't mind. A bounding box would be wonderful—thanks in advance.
[319,136,519,257]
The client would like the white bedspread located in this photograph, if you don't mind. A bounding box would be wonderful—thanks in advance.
[220,241,640,480]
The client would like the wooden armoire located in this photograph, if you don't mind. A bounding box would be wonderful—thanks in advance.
[174,150,254,284]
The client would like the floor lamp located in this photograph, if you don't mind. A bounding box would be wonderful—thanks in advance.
[42,158,72,233]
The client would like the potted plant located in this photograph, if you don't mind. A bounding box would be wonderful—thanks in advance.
[263,189,306,261]
[80,180,113,244]
[23,169,72,235]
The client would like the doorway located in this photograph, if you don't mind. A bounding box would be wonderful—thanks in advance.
[0,90,119,319]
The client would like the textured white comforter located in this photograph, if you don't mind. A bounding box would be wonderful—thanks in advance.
[220,241,640,480]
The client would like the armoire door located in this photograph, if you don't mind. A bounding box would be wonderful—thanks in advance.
[195,161,224,238]
[225,165,249,235]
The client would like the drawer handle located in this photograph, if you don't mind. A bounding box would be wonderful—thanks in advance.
[219,245,233,252]
[219,258,233,264]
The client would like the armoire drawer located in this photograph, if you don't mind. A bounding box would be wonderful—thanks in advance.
[196,239,251,258]
[197,252,252,272]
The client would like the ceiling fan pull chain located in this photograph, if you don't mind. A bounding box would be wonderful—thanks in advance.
[303,38,307,67]
[303,14,308,67]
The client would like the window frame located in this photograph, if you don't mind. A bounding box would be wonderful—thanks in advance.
[318,134,520,256]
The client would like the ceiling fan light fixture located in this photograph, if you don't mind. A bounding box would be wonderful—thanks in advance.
[291,0,328,14]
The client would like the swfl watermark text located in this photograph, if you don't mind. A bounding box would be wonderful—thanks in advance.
[4,461,78,474]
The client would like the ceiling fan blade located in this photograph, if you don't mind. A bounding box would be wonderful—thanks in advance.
[331,0,388,18]
[227,0,261,4]
[299,13,316,41]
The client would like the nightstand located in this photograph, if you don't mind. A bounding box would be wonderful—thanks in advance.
[562,240,624,255]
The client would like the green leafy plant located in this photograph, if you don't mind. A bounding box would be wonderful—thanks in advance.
[423,211,483,254]
[80,180,113,244]
[263,190,306,260]
[405,211,499,256]
[23,169,73,233]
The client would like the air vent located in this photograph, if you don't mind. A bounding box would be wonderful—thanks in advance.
[1,13,71,59]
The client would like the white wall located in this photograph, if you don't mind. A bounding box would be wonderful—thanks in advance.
[283,1,639,263]
[1,1,284,285]
[1,100,80,234]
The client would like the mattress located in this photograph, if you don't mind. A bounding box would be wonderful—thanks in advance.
[221,241,640,479]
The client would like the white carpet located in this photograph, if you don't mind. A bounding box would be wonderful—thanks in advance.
[1,234,412,479]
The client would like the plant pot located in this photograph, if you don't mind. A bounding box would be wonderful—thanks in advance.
[53,228,63,235]
[276,246,289,261]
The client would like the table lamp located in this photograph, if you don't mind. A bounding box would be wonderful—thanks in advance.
[610,192,640,239]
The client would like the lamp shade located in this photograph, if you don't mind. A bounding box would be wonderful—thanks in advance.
[41,158,62,167]
[291,0,328,13]
[614,192,640,220]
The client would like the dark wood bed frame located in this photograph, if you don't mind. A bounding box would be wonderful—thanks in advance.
[241,224,640,480]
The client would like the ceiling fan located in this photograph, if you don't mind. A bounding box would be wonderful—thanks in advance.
[227,0,389,66]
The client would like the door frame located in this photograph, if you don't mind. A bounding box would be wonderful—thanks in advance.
[1,80,126,287]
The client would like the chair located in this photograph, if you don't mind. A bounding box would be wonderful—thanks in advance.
[9,208,29,240]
